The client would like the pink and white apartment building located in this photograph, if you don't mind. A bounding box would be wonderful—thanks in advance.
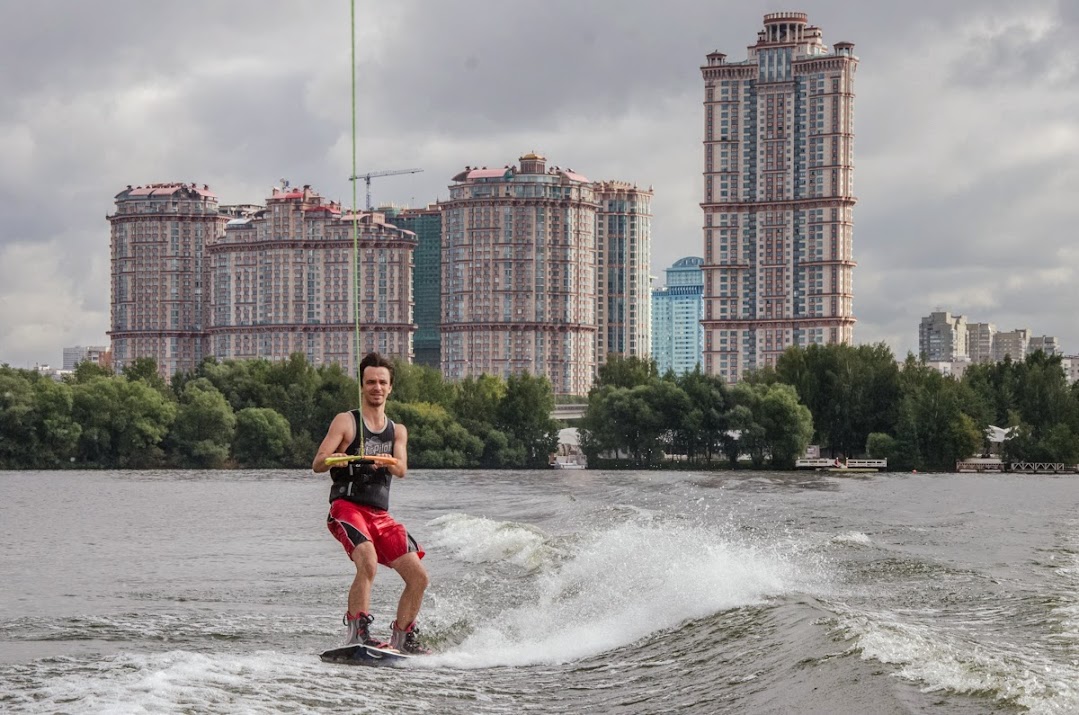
[701,12,857,382]
[441,153,600,396]
[108,183,228,376]
[109,183,416,379]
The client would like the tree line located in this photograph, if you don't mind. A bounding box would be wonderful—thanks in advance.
[581,346,1079,471]
[3,344,1077,472]
[0,355,559,470]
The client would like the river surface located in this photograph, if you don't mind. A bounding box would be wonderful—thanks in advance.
[1,468,1077,714]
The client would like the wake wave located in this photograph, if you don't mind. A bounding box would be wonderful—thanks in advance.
[423,514,818,668]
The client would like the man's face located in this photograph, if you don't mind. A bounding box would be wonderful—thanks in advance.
[361,366,392,406]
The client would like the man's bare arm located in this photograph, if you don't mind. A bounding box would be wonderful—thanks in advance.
[312,412,354,473]
[389,423,408,478]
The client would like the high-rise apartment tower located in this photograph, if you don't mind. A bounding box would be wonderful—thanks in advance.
[918,311,968,362]
[386,205,443,368]
[207,184,416,374]
[700,12,857,382]
[441,153,597,396]
[108,184,228,377]
[652,256,705,375]
[594,181,653,361]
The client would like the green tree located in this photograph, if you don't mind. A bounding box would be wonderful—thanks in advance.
[774,342,899,458]
[758,383,814,468]
[892,357,983,471]
[387,401,483,467]
[0,368,81,468]
[866,432,897,462]
[123,356,169,394]
[233,407,293,468]
[72,376,176,467]
[592,355,659,392]
[581,385,661,466]
[676,368,732,464]
[390,360,456,407]
[728,382,813,468]
[169,378,236,468]
[497,373,560,467]
[67,361,113,384]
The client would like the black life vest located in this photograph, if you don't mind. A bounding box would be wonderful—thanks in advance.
[328,410,395,510]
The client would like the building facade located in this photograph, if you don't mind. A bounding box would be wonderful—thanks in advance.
[919,311,968,362]
[652,256,705,375]
[386,205,443,368]
[440,153,598,396]
[992,329,1030,363]
[594,181,653,361]
[62,345,110,371]
[108,184,228,377]
[700,12,857,382]
[207,184,416,375]
[1029,335,1060,357]
[967,322,996,364]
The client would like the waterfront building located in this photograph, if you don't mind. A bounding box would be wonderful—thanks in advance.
[919,311,968,362]
[108,183,228,377]
[441,153,597,396]
[594,181,653,361]
[651,257,705,375]
[967,322,996,364]
[700,12,857,382]
[207,184,416,375]
[386,205,443,368]
[62,345,109,371]
[992,329,1029,363]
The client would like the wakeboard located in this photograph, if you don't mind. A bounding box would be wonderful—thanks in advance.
[320,643,414,667]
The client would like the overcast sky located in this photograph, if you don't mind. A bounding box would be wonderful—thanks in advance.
[2,0,1078,368]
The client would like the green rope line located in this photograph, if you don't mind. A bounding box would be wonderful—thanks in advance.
[349,0,364,454]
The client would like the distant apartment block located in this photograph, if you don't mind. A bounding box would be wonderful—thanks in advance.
[967,322,995,364]
[594,181,653,361]
[207,184,416,375]
[385,205,443,368]
[1060,356,1079,384]
[919,311,968,362]
[920,313,1061,371]
[440,153,598,396]
[992,329,1030,363]
[110,182,417,380]
[108,184,229,376]
[62,345,109,371]
[924,358,971,379]
[1029,335,1060,356]
[652,257,704,375]
[700,12,857,383]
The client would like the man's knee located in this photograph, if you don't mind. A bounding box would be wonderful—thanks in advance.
[409,566,429,592]
[394,555,429,590]
[351,542,378,579]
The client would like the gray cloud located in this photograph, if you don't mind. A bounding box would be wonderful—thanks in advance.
[2,0,1078,367]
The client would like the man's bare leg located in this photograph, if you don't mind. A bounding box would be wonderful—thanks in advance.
[348,541,378,616]
[389,552,429,628]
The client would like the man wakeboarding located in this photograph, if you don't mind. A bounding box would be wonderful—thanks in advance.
[312,352,430,655]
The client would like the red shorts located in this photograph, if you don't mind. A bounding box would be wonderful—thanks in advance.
[327,500,424,566]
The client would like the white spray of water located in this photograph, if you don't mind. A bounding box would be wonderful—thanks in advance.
[424,514,812,668]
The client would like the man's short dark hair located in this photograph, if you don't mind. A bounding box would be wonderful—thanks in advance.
[359,352,395,385]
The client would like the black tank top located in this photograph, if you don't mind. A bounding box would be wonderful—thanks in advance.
[328,411,395,510]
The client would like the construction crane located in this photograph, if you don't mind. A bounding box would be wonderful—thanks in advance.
[348,168,424,211]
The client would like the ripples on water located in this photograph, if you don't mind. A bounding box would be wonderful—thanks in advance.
[1,469,1077,714]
